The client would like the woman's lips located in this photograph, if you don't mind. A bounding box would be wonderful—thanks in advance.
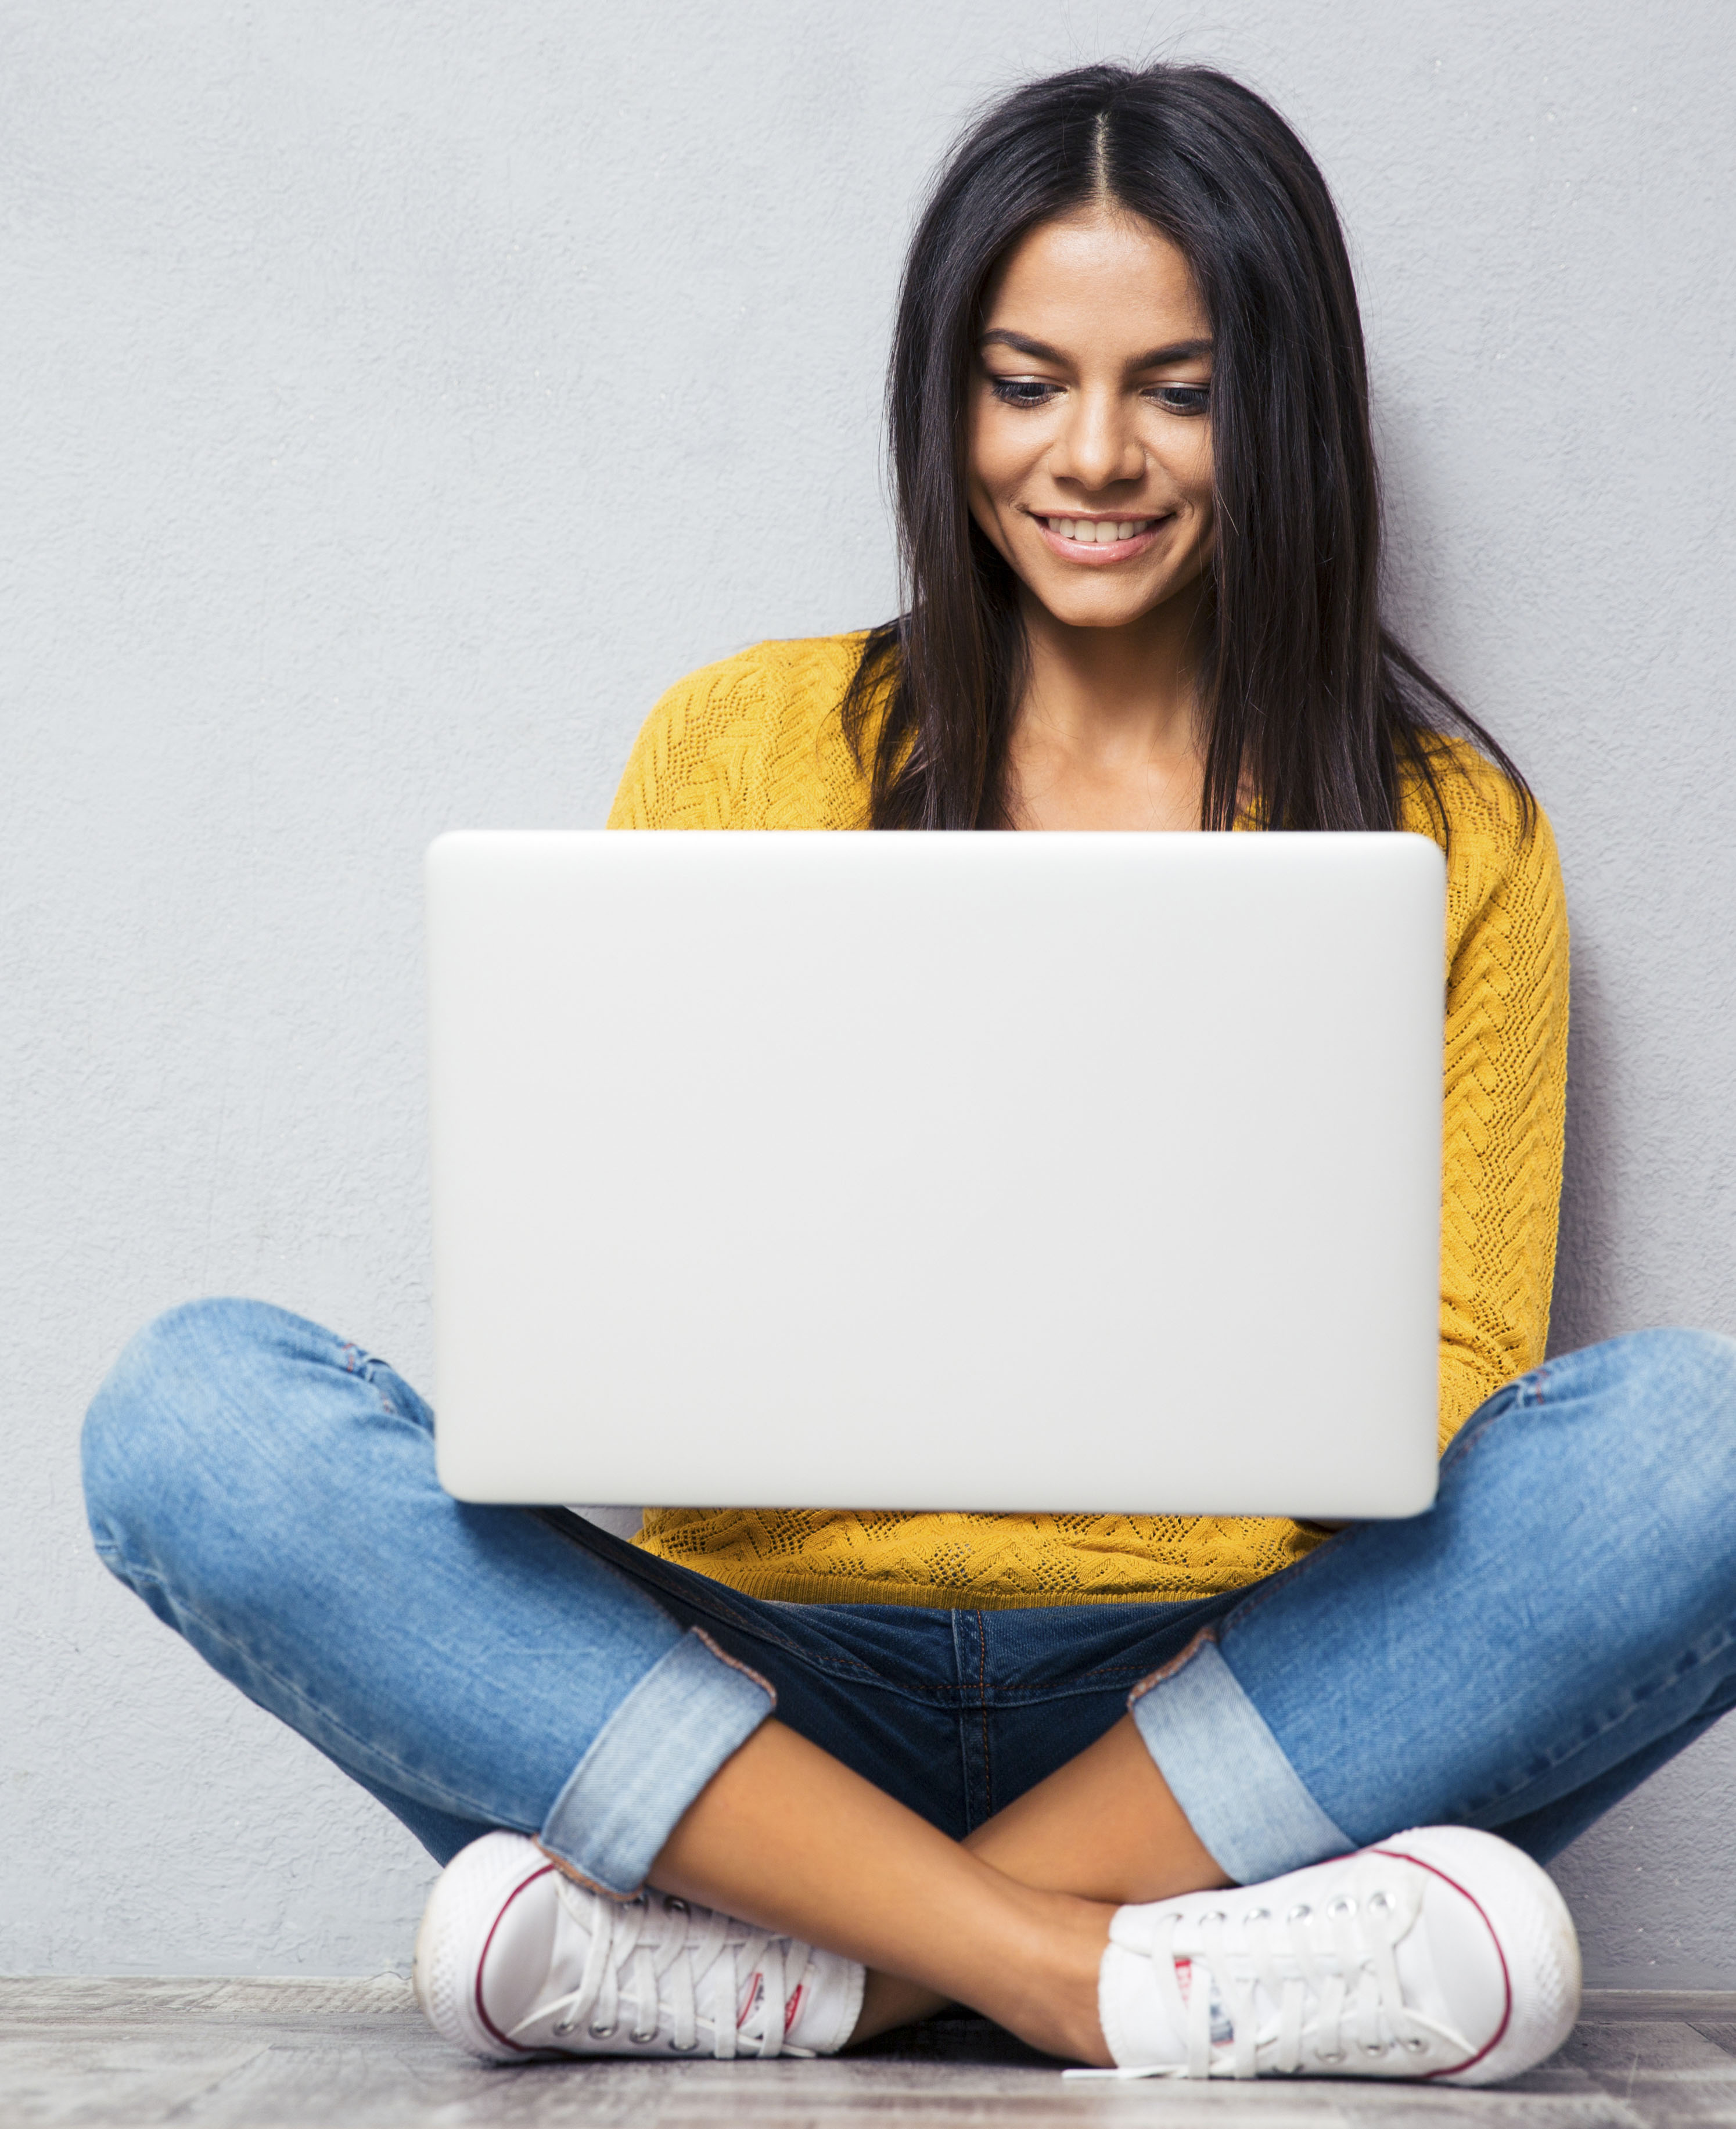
[1033,513,1171,564]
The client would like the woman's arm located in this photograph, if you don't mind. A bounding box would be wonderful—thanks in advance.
[606,659,756,830]
[1432,768,1572,1447]
[606,634,871,833]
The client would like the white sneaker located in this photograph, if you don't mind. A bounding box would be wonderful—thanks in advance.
[412,1831,866,2062]
[1081,1825,1580,2085]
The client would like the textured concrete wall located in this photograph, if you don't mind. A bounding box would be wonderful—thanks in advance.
[3,0,1732,1982]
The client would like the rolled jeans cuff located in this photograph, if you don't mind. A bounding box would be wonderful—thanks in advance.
[538,1627,775,1898]
[1127,1632,1350,1886]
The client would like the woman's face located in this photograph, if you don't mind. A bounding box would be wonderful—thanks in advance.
[967,208,1215,634]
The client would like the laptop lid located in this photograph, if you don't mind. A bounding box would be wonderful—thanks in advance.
[427,830,1443,1517]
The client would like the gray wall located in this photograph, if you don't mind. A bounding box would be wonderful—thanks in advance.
[3,0,1733,1983]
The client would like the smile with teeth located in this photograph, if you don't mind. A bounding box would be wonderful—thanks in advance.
[1043,516,1161,544]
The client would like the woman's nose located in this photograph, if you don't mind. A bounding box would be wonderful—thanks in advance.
[1054,391,1145,491]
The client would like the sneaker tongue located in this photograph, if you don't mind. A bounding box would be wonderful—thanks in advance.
[1175,1959,1237,2045]
[1197,1966,1237,2045]
[1099,1937,1193,2066]
[1102,1863,1432,2073]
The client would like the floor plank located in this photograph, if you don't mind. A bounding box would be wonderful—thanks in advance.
[1,1981,1729,2127]
[1554,2019,1736,2127]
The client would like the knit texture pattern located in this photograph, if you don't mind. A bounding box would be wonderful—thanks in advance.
[608,633,1569,1608]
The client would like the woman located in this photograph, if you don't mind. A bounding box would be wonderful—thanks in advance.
[82,63,1736,2085]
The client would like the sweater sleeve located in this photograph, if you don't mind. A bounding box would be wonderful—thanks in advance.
[605,655,765,830]
[1433,775,1571,1447]
[605,634,873,832]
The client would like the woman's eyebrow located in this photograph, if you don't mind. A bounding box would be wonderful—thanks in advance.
[978,328,1066,361]
[977,328,1214,366]
[1128,337,1214,368]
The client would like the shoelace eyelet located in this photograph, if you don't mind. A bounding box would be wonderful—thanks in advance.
[1403,2036,1430,2054]
[589,2020,617,2040]
[1285,1903,1312,1923]
[1327,1895,1357,1918]
[631,2023,658,2045]
[1242,1905,1272,1928]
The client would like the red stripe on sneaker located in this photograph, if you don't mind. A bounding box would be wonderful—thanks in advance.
[785,1982,804,2035]
[475,1863,559,2055]
[1370,1846,1512,2079]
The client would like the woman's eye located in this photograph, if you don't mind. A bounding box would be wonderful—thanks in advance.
[1151,383,1211,416]
[988,377,1059,409]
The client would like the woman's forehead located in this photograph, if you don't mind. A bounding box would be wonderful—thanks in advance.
[982,210,1209,349]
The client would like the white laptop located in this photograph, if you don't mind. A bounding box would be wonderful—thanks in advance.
[427,830,1444,1519]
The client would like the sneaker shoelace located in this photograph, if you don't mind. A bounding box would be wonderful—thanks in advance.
[512,1880,822,2059]
[1074,1872,1475,2081]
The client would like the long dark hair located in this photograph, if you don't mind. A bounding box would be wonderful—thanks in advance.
[840,62,1528,833]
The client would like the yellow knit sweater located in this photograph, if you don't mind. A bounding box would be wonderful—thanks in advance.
[608,632,1570,1608]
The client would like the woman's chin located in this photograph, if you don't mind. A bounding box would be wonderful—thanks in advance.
[1026,580,1182,634]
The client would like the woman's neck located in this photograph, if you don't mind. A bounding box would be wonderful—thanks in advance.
[1004,582,1209,831]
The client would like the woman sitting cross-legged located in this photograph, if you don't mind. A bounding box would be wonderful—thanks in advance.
[81,62,1736,2085]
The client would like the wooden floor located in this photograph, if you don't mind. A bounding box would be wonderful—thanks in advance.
[8,1979,1736,2126]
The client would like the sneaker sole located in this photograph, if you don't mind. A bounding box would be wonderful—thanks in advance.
[412,1830,559,2062]
[1375,1826,1582,2086]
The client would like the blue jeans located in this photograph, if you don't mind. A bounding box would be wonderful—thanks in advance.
[81,1301,1736,1898]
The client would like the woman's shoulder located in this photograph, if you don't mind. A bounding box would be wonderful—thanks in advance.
[606,631,875,830]
[1400,735,1566,963]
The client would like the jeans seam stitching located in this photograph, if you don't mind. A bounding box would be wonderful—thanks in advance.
[688,1625,778,1712]
[337,1340,398,1420]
